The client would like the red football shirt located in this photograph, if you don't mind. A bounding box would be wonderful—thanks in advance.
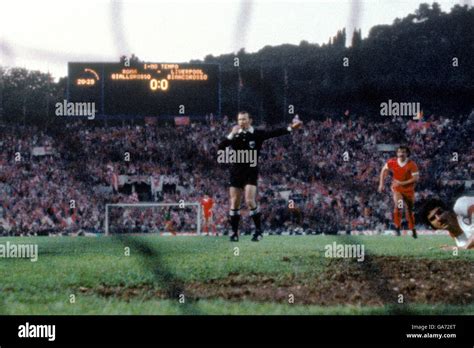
[201,197,214,216]
[385,158,419,193]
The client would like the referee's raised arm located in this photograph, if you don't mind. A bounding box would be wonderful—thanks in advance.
[261,115,303,141]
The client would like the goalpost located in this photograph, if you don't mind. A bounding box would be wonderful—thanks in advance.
[104,202,201,236]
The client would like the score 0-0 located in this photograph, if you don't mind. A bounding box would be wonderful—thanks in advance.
[150,78,169,91]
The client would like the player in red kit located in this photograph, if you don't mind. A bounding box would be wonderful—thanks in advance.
[378,146,419,238]
[201,194,217,236]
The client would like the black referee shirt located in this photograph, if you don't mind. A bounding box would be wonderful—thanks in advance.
[217,126,292,170]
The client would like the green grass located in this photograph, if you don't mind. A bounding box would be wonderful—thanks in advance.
[0,235,472,315]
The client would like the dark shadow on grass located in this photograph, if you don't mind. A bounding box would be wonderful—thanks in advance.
[113,235,202,315]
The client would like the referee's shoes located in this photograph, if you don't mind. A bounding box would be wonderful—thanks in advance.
[251,231,263,242]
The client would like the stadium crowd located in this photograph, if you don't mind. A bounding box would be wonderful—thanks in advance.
[0,113,472,235]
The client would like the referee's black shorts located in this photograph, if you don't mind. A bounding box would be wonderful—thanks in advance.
[229,167,258,188]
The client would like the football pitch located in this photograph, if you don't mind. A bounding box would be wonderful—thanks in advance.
[0,235,472,315]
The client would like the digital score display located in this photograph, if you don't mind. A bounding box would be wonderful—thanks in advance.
[67,62,219,117]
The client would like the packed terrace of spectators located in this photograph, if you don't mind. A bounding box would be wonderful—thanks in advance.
[0,113,472,235]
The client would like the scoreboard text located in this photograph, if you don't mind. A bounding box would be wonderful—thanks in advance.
[67,62,220,117]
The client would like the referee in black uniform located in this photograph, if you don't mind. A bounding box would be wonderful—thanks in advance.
[218,111,303,242]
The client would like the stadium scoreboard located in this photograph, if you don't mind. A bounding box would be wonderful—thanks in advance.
[67,62,220,117]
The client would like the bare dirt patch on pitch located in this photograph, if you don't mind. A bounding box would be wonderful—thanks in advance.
[79,256,473,305]
[186,256,473,305]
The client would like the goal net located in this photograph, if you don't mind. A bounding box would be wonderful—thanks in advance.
[104,202,201,235]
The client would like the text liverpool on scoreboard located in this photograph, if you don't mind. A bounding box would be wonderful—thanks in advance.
[67,62,220,117]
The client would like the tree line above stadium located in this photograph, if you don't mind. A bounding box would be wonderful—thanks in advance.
[0,3,472,125]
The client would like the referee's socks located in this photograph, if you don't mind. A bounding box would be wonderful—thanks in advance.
[229,209,240,235]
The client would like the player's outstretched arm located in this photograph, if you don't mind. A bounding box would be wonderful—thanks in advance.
[378,163,388,192]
